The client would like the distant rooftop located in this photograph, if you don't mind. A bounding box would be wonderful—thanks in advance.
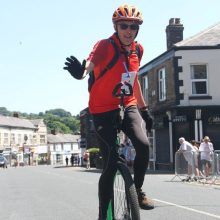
[30,119,44,126]
[175,21,220,47]
[47,133,80,143]
[0,115,35,129]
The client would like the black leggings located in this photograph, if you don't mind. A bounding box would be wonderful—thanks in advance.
[92,105,150,219]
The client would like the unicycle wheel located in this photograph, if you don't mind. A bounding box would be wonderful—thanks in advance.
[111,162,140,220]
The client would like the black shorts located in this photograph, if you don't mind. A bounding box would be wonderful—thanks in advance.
[201,159,212,168]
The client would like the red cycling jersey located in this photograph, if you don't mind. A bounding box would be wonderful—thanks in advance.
[88,33,143,114]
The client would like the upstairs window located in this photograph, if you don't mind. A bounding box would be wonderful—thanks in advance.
[4,133,9,145]
[32,135,37,144]
[10,133,15,145]
[18,134,22,145]
[158,68,166,101]
[40,135,46,144]
[143,76,149,103]
[191,64,208,95]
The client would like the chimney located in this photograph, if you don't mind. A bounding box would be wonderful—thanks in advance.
[51,129,56,135]
[13,112,19,118]
[166,18,184,50]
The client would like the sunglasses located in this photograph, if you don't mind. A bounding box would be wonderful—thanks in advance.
[118,23,139,31]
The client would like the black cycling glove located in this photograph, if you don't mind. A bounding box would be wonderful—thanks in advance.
[63,56,86,80]
[140,108,153,133]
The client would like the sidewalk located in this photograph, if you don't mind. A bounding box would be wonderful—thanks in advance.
[171,173,220,187]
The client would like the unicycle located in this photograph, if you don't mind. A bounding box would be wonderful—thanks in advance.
[107,82,140,220]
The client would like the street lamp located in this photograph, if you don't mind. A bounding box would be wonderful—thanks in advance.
[23,135,28,165]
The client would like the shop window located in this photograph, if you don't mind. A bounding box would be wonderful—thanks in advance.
[56,154,62,164]
[190,64,208,95]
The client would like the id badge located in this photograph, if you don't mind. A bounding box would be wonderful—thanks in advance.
[121,71,136,94]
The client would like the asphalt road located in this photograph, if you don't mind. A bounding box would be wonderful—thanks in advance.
[1,165,220,220]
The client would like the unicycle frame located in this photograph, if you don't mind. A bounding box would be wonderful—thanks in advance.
[106,82,140,220]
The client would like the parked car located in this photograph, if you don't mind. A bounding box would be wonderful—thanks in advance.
[0,156,7,168]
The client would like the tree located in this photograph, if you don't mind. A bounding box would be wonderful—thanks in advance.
[45,108,72,117]
[61,117,80,133]
[0,107,10,116]
[47,121,72,134]
[43,112,80,134]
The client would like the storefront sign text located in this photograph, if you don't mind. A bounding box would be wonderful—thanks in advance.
[173,115,187,123]
[208,116,220,124]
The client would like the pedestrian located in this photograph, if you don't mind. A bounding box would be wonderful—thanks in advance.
[77,155,80,166]
[190,140,201,180]
[64,4,154,219]
[65,156,69,166]
[70,154,74,167]
[84,150,90,169]
[178,137,198,181]
[199,136,214,177]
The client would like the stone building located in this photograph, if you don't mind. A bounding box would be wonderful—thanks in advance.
[47,133,81,165]
[0,115,47,165]
[139,19,220,170]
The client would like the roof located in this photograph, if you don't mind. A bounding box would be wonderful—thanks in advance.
[30,119,44,126]
[139,21,220,74]
[175,21,220,47]
[47,134,80,143]
[0,115,36,129]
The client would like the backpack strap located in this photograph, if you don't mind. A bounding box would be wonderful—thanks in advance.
[88,38,141,91]
[96,38,120,80]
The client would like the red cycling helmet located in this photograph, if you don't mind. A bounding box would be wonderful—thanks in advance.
[112,4,143,24]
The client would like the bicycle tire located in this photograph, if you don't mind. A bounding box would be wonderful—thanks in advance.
[111,161,140,220]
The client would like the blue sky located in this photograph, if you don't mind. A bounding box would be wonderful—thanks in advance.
[0,0,219,116]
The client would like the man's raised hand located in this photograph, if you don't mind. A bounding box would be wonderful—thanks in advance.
[63,56,86,80]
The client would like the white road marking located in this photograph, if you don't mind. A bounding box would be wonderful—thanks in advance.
[154,198,220,219]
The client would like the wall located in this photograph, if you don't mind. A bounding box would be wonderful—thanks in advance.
[176,49,220,106]
[146,58,177,112]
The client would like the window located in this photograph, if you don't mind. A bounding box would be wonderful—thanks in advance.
[4,133,9,145]
[24,134,28,143]
[40,135,46,144]
[143,76,149,103]
[158,68,166,101]
[191,64,208,95]
[10,133,15,145]
[32,135,37,144]
[29,134,32,144]
[18,134,22,145]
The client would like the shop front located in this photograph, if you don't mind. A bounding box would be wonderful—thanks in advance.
[37,145,49,165]
[154,106,220,171]
[171,106,220,167]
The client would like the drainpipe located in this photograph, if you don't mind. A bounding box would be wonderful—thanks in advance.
[196,109,202,141]
[166,111,173,163]
[194,120,198,141]
[199,120,203,141]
